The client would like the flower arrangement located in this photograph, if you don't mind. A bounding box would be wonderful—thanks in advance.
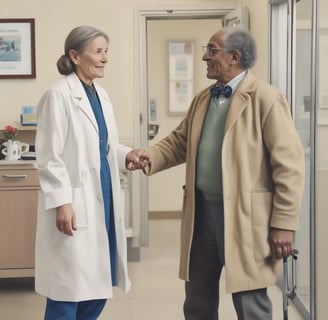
[3,125,18,141]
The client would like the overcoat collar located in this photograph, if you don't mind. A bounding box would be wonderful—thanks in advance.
[198,71,257,137]
[224,70,257,135]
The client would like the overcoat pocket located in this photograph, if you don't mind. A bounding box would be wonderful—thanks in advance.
[251,192,273,261]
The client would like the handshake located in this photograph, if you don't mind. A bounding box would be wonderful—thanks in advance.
[125,149,151,170]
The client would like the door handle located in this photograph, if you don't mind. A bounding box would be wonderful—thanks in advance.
[148,124,159,140]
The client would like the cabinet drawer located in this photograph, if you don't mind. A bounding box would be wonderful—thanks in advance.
[0,169,39,188]
[0,189,37,269]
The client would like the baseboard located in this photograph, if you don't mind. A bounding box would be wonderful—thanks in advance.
[148,211,182,220]
[127,246,140,262]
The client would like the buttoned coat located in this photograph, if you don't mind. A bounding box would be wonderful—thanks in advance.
[146,71,305,293]
[35,72,131,301]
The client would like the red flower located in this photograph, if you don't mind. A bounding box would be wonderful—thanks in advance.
[3,125,18,141]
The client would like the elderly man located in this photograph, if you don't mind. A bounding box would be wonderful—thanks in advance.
[133,27,305,319]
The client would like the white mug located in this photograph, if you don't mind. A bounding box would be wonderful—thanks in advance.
[2,140,29,160]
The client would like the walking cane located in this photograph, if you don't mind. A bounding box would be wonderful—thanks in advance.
[282,249,298,320]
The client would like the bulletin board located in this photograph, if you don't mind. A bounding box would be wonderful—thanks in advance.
[168,40,194,115]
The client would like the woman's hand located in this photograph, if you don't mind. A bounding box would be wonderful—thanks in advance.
[56,204,77,236]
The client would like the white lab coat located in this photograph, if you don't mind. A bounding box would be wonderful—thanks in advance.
[35,72,131,301]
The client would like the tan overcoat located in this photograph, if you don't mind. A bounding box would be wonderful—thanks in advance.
[145,71,305,293]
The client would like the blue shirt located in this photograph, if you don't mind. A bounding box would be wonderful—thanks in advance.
[82,81,117,285]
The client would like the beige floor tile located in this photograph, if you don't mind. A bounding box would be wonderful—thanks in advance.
[0,219,305,320]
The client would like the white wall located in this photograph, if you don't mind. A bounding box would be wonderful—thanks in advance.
[145,1,269,212]
[0,0,266,139]
[1,0,268,213]
[0,0,238,141]
[242,0,268,80]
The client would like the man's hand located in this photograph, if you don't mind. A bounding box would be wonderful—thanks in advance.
[269,228,295,260]
[126,149,151,170]
[56,204,77,236]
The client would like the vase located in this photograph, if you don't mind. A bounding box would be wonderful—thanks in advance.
[1,140,29,160]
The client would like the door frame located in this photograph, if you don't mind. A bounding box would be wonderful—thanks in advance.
[269,0,316,319]
[133,2,239,246]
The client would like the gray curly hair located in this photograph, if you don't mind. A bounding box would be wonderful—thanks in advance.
[223,27,257,69]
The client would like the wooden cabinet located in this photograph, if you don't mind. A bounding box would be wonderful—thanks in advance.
[0,163,39,278]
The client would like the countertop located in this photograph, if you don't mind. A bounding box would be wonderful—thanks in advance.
[0,160,36,166]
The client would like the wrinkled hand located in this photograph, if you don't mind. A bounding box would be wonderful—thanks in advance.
[126,149,151,170]
[56,204,77,236]
[269,228,294,260]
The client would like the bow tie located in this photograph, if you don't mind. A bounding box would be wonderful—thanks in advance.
[210,85,232,98]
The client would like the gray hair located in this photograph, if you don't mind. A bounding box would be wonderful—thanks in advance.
[223,27,257,69]
[57,26,109,75]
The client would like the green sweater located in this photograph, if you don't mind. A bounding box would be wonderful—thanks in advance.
[196,97,231,196]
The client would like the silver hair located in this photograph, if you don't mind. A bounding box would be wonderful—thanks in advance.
[223,27,257,69]
[57,26,109,75]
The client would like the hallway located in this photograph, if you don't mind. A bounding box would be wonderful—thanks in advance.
[0,219,304,319]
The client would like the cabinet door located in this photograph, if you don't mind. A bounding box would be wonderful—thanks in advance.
[0,189,37,269]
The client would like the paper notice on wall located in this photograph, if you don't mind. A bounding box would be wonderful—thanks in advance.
[20,105,37,125]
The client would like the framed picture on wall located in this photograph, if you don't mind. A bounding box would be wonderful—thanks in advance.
[168,40,194,115]
[0,18,36,79]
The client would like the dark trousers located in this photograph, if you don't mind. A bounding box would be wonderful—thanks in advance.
[44,298,107,320]
[183,190,272,320]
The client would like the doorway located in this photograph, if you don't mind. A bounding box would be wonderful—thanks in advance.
[134,4,245,245]
[146,18,221,218]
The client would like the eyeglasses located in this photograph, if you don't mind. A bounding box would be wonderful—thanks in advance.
[202,45,224,57]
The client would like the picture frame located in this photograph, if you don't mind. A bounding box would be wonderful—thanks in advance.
[0,18,36,79]
[168,40,194,116]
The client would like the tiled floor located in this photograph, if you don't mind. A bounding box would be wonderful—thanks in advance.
[0,219,304,319]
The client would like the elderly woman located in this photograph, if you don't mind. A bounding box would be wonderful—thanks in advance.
[35,26,140,319]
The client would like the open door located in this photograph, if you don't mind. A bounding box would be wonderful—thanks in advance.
[135,4,252,247]
[223,5,249,28]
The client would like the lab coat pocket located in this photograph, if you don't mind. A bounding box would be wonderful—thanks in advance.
[72,187,89,229]
[251,192,273,262]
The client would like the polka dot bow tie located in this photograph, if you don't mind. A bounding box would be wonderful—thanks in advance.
[210,85,233,98]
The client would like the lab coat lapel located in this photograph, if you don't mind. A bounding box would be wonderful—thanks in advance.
[93,82,116,155]
[67,73,99,133]
[94,84,111,130]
